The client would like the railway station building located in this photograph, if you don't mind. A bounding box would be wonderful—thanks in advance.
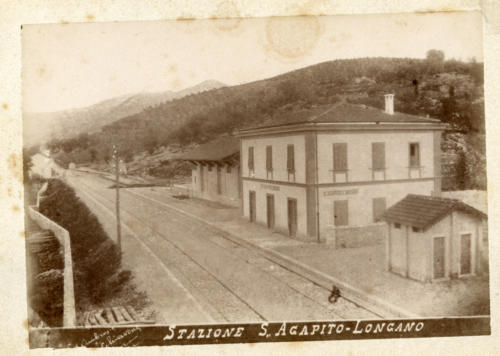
[235,95,448,244]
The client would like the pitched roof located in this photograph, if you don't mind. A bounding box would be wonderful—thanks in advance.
[382,194,487,230]
[177,135,240,162]
[241,102,442,131]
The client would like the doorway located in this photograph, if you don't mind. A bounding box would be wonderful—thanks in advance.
[200,166,204,192]
[460,233,472,275]
[334,200,348,226]
[433,236,446,279]
[266,194,275,229]
[287,198,297,237]
[249,191,256,223]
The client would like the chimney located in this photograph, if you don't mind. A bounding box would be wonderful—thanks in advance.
[384,94,394,115]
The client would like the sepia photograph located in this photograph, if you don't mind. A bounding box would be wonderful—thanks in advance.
[21,10,490,348]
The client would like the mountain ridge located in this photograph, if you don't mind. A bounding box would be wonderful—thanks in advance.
[24,79,227,146]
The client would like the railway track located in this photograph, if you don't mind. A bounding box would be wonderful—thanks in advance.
[69,171,379,322]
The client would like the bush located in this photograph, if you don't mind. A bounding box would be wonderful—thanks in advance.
[39,179,123,305]
[31,269,64,327]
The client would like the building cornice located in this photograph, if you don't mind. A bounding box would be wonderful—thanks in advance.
[242,176,436,188]
[235,121,448,138]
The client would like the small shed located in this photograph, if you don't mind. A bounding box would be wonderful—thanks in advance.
[382,194,487,282]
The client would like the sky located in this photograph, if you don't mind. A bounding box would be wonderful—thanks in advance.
[22,11,483,113]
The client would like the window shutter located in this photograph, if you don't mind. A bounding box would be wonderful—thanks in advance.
[409,143,420,167]
[287,144,295,171]
[248,147,254,170]
[372,142,385,170]
[372,197,386,222]
[333,143,347,171]
[266,146,273,171]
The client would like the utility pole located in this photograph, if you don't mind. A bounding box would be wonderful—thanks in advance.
[113,145,122,251]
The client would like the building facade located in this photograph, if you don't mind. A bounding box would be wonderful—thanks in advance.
[236,95,448,243]
[30,150,59,179]
[179,136,241,207]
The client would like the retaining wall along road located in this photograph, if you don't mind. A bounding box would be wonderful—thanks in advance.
[29,183,76,327]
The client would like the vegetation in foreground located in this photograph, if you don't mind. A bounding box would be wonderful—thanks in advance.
[39,179,150,324]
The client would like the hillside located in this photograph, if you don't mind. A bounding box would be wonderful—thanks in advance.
[44,57,486,189]
[24,80,226,146]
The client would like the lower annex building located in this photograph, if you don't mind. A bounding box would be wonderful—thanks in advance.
[178,135,241,207]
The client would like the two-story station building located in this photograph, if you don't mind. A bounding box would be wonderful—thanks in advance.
[234,95,448,243]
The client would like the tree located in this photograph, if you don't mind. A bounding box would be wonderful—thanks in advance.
[76,133,90,150]
[455,148,467,190]
[277,80,301,105]
[22,148,33,183]
[426,49,445,63]
[89,148,97,162]
[426,49,445,73]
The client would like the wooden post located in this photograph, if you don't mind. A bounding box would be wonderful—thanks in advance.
[386,223,391,271]
[113,145,122,251]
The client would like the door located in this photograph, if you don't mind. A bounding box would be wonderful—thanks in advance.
[216,166,222,195]
[287,198,297,237]
[433,236,446,279]
[460,233,472,275]
[266,194,275,229]
[373,197,387,222]
[199,166,204,192]
[334,200,348,226]
[249,191,256,223]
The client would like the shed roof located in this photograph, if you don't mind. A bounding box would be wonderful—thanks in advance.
[239,102,443,132]
[382,194,487,230]
[177,135,240,162]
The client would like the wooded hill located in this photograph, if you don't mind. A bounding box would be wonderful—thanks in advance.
[44,56,486,189]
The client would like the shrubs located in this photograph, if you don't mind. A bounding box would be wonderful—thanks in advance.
[39,179,127,306]
[27,233,64,327]
[32,269,64,326]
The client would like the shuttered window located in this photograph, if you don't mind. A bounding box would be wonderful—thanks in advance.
[248,147,254,171]
[266,146,273,171]
[372,197,386,222]
[333,143,347,171]
[287,144,295,172]
[409,143,420,167]
[372,142,385,170]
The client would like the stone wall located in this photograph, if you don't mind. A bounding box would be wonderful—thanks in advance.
[323,223,387,248]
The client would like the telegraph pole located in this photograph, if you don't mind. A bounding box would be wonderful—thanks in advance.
[113,145,122,251]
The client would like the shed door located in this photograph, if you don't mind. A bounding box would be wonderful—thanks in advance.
[334,200,348,226]
[249,191,256,223]
[460,233,472,275]
[266,194,275,229]
[287,198,297,237]
[216,166,222,195]
[200,166,204,192]
[433,236,445,279]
